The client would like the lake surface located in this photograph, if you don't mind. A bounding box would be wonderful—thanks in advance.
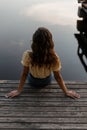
[0,0,87,81]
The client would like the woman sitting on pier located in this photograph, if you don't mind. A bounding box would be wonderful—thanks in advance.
[6,27,80,98]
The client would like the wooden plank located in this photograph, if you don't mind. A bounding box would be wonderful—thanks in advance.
[0,83,87,90]
[0,106,86,112]
[0,101,87,107]
[0,81,87,129]
[0,111,87,117]
[0,97,87,102]
[0,117,87,123]
[0,80,87,84]
[0,123,87,129]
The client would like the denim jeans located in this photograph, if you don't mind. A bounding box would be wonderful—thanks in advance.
[27,73,52,88]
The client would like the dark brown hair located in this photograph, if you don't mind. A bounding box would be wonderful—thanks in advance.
[30,27,57,67]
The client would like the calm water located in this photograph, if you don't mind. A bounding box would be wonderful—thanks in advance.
[0,0,87,81]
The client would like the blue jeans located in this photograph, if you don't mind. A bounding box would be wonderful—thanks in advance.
[27,73,52,88]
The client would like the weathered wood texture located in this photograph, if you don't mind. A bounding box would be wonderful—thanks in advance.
[0,80,87,129]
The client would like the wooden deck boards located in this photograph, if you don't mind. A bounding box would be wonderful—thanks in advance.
[0,80,87,129]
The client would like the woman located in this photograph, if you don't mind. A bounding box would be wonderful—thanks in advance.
[6,27,80,98]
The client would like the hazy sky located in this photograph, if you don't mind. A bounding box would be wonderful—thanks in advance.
[0,0,78,26]
[22,0,78,25]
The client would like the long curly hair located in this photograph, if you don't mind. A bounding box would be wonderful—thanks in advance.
[30,27,57,68]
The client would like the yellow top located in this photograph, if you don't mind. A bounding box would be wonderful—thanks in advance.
[21,50,61,78]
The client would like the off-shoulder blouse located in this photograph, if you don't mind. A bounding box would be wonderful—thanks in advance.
[21,50,61,78]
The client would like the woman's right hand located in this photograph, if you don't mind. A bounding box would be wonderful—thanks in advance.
[5,90,21,98]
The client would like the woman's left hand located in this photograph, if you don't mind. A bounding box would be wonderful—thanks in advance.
[66,90,80,99]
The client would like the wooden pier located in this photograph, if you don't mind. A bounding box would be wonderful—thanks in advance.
[0,80,87,129]
[77,0,87,18]
[78,0,87,3]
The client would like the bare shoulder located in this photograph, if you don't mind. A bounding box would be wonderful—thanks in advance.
[25,50,32,54]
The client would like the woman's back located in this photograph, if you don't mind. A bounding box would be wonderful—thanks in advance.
[21,50,61,78]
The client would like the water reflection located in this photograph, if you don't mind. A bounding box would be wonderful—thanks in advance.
[0,0,87,80]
